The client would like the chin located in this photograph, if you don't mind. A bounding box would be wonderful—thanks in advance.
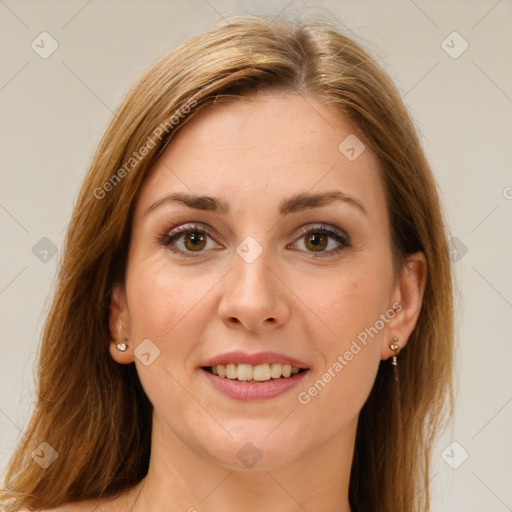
[212,438,302,472]
[193,421,307,471]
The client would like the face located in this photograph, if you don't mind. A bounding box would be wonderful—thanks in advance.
[110,93,420,472]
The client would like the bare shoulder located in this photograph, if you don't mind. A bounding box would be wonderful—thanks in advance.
[37,499,113,511]
[16,486,137,511]
[38,505,90,511]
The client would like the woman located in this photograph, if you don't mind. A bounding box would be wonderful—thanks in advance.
[2,15,454,512]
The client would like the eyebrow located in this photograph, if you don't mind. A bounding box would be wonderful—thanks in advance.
[145,190,368,217]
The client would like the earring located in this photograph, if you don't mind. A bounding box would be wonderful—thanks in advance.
[389,337,400,366]
[116,342,127,352]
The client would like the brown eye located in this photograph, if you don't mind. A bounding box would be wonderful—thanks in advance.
[290,224,350,257]
[183,232,207,251]
[304,232,328,252]
[160,224,222,257]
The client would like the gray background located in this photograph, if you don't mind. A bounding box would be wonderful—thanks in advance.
[1,1,511,510]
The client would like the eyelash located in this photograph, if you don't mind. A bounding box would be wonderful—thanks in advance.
[157,223,350,258]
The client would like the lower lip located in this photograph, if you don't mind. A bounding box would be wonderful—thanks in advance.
[201,368,309,401]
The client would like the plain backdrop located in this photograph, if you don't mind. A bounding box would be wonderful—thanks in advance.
[1,1,511,511]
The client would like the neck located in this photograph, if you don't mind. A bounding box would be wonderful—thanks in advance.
[128,413,356,512]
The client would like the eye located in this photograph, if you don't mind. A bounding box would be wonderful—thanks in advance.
[290,224,350,256]
[158,222,350,258]
[159,223,221,257]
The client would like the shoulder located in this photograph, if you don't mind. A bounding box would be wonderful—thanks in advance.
[17,485,138,511]
[37,500,110,511]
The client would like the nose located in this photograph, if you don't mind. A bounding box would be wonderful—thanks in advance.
[218,251,290,333]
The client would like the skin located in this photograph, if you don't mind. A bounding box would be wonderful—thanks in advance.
[54,93,426,512]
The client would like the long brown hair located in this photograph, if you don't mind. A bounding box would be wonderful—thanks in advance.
[1,15,454,512]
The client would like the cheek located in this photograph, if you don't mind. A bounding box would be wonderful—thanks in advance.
[124,259,217,416]
[126,256,218,340]
[299,252,393,412]
[295,257,393,407]
[308,259,394,346]
[294,274,389,432]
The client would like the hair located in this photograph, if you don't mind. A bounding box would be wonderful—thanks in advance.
[1,14,454,512]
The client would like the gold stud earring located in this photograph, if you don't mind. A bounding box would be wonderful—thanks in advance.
[389,337,400,366]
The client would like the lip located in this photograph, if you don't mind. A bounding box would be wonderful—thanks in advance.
[201,367,310,401]
[201,351,310,369]
[200,351,311,401]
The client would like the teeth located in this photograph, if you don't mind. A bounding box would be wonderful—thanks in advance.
[209,363,303,382]
[282,364,291,378]
[237,363,253,381]
[270,363,282,379]
[226,363,237,379]
[253,364,271,381]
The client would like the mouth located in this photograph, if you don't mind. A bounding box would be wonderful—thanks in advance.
[199,352,310,401]
[202,363,307,383]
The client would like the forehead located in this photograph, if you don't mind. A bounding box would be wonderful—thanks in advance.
[135,93,386,222]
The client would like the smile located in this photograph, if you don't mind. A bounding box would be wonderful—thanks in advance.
[205,363,305,382]
[200,351,310,400]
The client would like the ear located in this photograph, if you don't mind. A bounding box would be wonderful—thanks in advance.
[108,283,134,364]
[381,251,427,360]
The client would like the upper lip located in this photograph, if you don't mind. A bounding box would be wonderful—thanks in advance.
[201,351,309,369]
